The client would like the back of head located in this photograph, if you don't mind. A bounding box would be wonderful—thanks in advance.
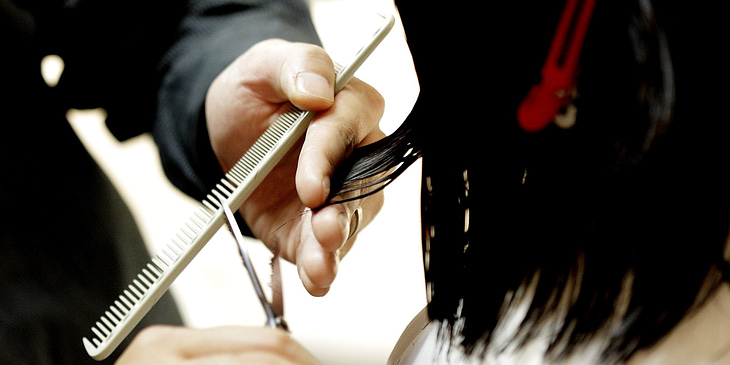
[332,1,730,362]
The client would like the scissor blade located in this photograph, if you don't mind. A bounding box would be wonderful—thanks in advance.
[220,200,284,329]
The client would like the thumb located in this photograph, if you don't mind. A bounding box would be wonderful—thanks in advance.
[276,42,336,111]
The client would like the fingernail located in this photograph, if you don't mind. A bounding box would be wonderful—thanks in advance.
[337,211,349,241]
[322,175,331,203]
[295,72,333,102]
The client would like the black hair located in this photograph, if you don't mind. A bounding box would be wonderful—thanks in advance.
[327,0,730,362]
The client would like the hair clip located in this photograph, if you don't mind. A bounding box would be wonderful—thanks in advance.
[517,0,596,132]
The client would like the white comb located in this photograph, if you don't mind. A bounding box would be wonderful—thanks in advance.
[82,13,394,360]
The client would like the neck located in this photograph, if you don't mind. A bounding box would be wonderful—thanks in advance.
[628,283,730,364]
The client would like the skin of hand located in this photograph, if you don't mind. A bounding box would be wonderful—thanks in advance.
[115,325,321,365]
[205,39,385,296]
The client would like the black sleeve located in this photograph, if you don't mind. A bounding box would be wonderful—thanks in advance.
[152,0,321,201]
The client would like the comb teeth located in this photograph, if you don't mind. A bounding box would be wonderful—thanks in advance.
[87,267,159,344]
[82,104,314,361]
[226,104,303,183]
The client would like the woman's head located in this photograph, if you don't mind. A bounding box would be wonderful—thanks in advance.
[330,0,730,362]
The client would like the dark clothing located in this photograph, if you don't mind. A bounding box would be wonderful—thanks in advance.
[0,0,319,363]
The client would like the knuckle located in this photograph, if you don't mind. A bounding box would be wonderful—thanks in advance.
[337,121,361,152]
[352,77,385,117]
[368,87,386,116]
[289,42,334,74]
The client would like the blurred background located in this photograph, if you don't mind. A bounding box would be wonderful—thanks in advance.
[55,0,425,363]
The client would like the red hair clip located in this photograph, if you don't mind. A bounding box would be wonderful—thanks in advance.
[517,0,596,132]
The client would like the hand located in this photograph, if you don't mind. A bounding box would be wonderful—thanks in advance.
[116,326,320,364]
[205,39,385,296]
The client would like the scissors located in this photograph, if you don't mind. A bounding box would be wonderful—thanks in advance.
[221,200,289,331]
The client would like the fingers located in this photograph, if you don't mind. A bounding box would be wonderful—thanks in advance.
[296,76,386,208]
[273,44,384,295]
[208,37,384,208]
[118,326,320,365]
[205,39,338,172]
[235,38,337,111]
[206,38,387,297]
[284,60,335,111]
[296,192,384,296]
